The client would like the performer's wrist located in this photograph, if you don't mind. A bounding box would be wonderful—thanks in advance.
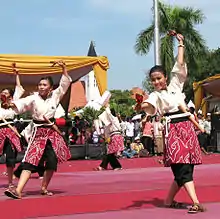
[178,43,184,47]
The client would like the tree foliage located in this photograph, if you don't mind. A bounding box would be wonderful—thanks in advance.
[184,48,220,101]
[80,107,104,127]
[135,1,207,75]
[109,89,136,116]
[136,1,212,101]
[142,74,154,93]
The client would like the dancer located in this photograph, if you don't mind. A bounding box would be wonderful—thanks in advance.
[5,60,72,199]
[94,103,124,170]
[13,104,66,179]
[0,63,24,188]
[141,33,205,214]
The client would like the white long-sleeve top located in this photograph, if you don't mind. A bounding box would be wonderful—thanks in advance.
[21,103,66,143]
[13,85,25,101]
[13,75,72,121]
[98,107,121,138]
[203,120,211,135]
[153,121,164,137]
[144,62,187,116]
[0,85,25,120]
[0,108,16,120]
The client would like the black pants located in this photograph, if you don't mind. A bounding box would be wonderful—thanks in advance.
[23,140,58,172]
[14,162,45,178]
[171,164,194,187]
[197,133,208,150]
[141,136,154,155]
[100,153,122,169]
[3,138,17,168]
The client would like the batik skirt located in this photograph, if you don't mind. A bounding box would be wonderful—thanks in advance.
[0,127,22,155]
[23,127,71,166]
[107,134,124,154]
[164,120,202,167]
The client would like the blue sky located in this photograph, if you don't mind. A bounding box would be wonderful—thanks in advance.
[0,0,219,90]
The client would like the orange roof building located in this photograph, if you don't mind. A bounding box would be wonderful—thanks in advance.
[68,81,87,111]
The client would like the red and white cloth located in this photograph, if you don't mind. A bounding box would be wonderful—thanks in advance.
[164,120,202,167]
[107,134,124,154]
[0,84,25,154]
[23,127,71,166]
[0,127,22,154]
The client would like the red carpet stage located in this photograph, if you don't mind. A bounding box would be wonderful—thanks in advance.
[0,154,220,219]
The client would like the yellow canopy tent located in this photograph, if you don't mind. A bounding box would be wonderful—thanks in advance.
[0,54,109,114]
[193,74,220,116]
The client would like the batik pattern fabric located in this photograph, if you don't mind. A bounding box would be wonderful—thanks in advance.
[164,120,202,167]
[0,127,22,155]
[23,127,71,166]
[107,134,124,154]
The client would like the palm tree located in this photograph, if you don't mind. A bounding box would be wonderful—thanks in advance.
[135,1,207,74]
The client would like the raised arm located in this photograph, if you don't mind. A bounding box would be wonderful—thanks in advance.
[12,63,25,100]
[12,63,21,87]
[169,33,187,92]
[51,60,72,101]
[176,34,184,66]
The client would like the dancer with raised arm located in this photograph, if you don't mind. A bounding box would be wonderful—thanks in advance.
[5,60,72,199]
[13,104,66,180]
[141,33,205,214]
[0,63,24,188]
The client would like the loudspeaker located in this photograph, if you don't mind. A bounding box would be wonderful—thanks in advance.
[211,114,220,131]
[211,130,220,152]
[216,131,220,152]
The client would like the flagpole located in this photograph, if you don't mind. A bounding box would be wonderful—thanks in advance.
[153,0,161,65]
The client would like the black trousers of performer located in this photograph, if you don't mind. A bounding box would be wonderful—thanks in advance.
[14,162,45,178]
[198,133,210,151]
[171,164,194,187]
[23,140,58,172]
[100,153,122,170]
[141,136,154,155]
[3,138,17,168]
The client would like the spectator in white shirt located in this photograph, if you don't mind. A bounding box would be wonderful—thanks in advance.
[125,117,134,147]
[197,113,208,154]
[203,113,211,149]
[118,114,126,137]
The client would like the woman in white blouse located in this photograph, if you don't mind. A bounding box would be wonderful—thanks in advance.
[0,63,24,189]
[141,33,205,214]
[94,104,124,170]
[5,60,72,199]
